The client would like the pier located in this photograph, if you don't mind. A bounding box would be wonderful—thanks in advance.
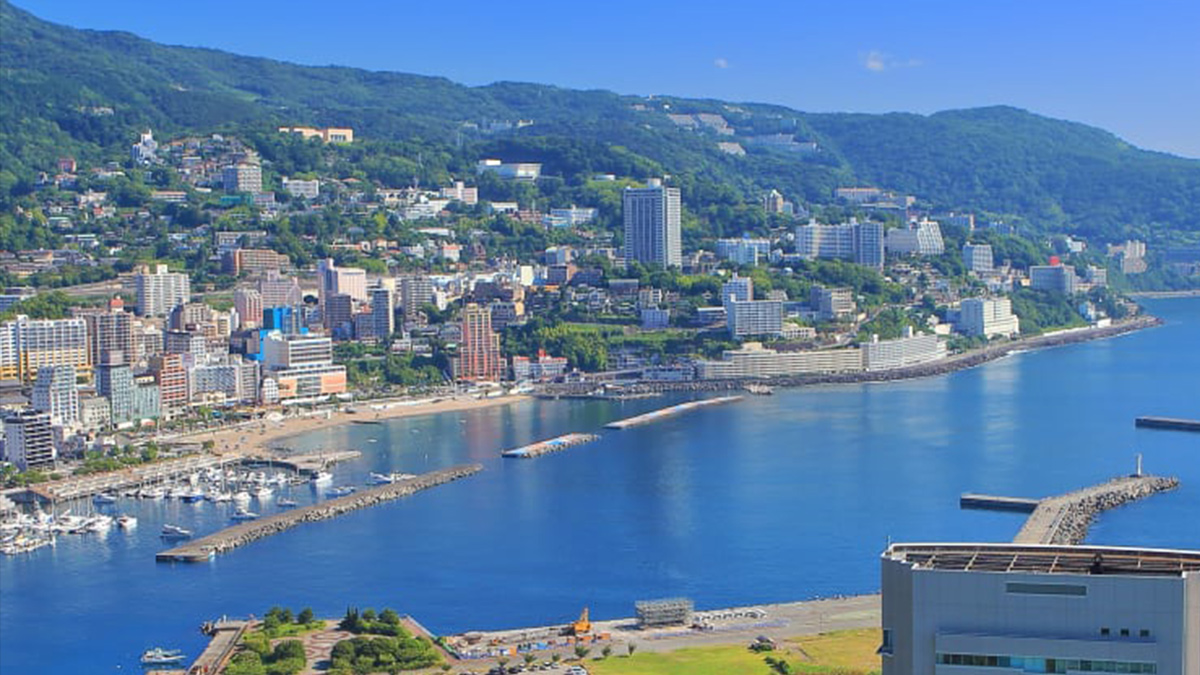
[1135,416,1200,432]
[959,493,1040,513]
[187,619,248,675]
[156,464,482,562]
[501,433,600,458]
[242,450,361,476]
[1011,474,1179,545]
[603,396,743,430]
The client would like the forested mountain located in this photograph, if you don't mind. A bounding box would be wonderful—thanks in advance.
[2,0,1199,243]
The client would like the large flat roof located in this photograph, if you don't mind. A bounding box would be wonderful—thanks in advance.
[886,543,1200,576]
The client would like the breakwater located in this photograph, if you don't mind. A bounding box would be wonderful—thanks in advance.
[1136,416,1200,432]
[501,433,600,458]
[156,464,482,562]
[603,396,743,430]
[1013,474,1179,545]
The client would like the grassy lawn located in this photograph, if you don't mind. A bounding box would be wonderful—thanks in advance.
[587,629,881,675]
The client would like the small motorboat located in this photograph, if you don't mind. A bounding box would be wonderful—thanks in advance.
[117,515,138,529]
[230,508,259,521]
[277,498,298,508]
[141,648,186,666]
[160,524,192,539]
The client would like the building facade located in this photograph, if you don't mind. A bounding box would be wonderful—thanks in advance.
[959,297,1021,338]
[457,303,503,382]
[726,300,784,338]
[0,315,90,383]
[881,542,1200,675]
[623,180,682,268]
[32,365,79,427]
[963,243,995,274]
[861,330,948,371]
[3,410,55,471]
[135,264,190,317]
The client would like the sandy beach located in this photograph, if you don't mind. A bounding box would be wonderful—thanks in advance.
[181,394,532,458]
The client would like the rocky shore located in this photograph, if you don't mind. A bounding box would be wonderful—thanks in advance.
[1015,474,1180,545]
[156,464,483,562]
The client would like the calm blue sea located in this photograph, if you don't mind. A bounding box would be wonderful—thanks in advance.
[1,298,1197,673]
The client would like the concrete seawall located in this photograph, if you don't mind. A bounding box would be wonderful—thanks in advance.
[1014,474,1179,545]
[157,464,482,562]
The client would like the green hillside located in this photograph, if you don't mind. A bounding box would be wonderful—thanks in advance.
[2,0,1199,243]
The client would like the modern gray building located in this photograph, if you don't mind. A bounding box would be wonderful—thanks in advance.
[623,179,682,268]
[881,542,1200,675]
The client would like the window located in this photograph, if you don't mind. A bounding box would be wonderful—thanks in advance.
[1140,629,1151,638]
[1101,627,1111,636]
[1120,628,1130,637]
[1006,582,1088,596]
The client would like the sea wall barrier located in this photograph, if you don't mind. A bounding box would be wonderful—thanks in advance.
[501,433,600,458]
[603,396,743,430]
[156,464,482,562]
[1135,416,1200,433]
[1013,474,1179,545]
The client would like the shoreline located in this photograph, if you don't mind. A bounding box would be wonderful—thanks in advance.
[186,394,531,459]
[1127,290,1200,298]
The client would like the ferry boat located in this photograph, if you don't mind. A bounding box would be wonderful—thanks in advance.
[160,524,192,539]
[140,648,186,666]
[230,508,259,521]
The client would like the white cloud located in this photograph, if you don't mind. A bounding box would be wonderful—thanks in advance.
[862,50,923,73]
[714,57,730,69]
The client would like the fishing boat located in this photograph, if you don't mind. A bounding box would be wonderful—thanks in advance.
[140,648,186,666]
[231,507,259,521]
[160,524,192,539]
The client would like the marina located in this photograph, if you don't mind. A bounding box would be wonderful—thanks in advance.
[155,464,483,562]
[602,396,743,430]
[501,433,600,458]
[1135,416,1200,432]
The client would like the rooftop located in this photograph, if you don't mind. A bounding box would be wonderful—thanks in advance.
[885,543,1200,577]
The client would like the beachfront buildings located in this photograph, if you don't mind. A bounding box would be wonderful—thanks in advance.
[959,297,1021,338]
[695,342,864,379]
[794,219,885,269]
[624,179,682,269]
[880,542,1200,675]
[861,330,947,371]
[260,332,347,401]
[456,303,503,382]
[726,300,784,338]
[0,315,90,383]
[135,264,190,317]
[2,409,55,471]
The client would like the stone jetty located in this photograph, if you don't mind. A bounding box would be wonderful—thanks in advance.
[604,396,743,430]
[156,464,482,562]
[501,433,600,458]
[1013,474,1179,545]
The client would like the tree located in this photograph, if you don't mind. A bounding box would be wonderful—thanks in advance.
[601,645,612,659]
[574,645,590,660]
[627,643,637,657]
[297,608,314,625]
[524,653,536,665]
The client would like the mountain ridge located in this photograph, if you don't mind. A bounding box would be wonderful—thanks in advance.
[2,0,1198,242]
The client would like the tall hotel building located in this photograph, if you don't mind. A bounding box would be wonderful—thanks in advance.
[623,179,682,268]
[456,303,503,381]
[0,316,90,382]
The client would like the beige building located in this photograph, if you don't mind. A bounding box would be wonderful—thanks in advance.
[695,343,863,379]
[278,126,354,143]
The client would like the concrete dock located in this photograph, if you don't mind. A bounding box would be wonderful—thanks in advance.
[1013,474,1179,545]
[960,493,1040,513]
[1135,416,1200,432]
[156,464,482,562]
[242,450,361,476]
[24,454,239,503]
[501,433,600,458]
[187,620,248,675]
[604,396,743,430]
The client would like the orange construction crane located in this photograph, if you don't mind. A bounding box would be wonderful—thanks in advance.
[571,607,591,635]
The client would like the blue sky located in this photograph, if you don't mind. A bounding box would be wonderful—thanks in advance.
[15,0,1200,157]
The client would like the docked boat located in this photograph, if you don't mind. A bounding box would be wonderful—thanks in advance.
[181,490,206,503]
[140,648,186,666]
[310,470,333,484]
[368,472,394,485]
[117,515,138,529]
[232,491,252,503]
[325,486,355,497]
[253,486,274,499]
[230,508,259,521]
[92,493,117,505]
[277,498,298,508]
[160,524,192,539]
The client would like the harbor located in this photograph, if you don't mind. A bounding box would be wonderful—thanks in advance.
[156,464,482,562]
[501,433,600,458]
[1135,416,1200,432]
[603,396,743,430]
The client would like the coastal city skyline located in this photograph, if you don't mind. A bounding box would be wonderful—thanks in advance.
[1,2,1198,674]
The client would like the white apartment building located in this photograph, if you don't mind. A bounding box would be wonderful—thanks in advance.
[861,330,947,371]
[887,219,946,256]
[623,179,682,268]
[881,542,1200,675]
[963,243,995,273]
[696,343,863,379]
[715,238,771,266]
[721,274,754,306]
[959,297,1021,338]
[222,162,263,193]
[281,177,319,199]
[1030,264,1079,295]
[32,365,80,427]
[0,316,90,382]
[726,300,784,338]
[135,264,191,317]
